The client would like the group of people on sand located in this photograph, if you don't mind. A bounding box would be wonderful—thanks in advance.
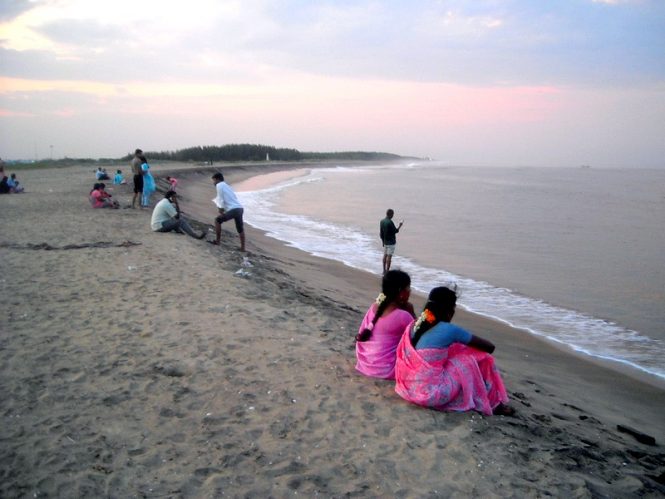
[0,173,25,194]
[148,170,246,251]
[88,148,247,250]
[0,160,25,194]
[130,149,156,209]
[95,167,110,181]
[357,208,514,416]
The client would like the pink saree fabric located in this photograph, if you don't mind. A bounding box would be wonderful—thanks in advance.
[394,327,509,415]
[356,305,415,380]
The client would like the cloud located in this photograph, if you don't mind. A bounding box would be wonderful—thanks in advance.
[0,0,35,22]
[2,0,664,87]
[36,18,127,47]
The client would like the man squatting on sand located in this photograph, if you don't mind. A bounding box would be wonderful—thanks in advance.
[211,172,245,251]
[380,208,403,275]
[151,190,206,239]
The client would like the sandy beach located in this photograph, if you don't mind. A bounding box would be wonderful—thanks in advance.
[1,162,664,498]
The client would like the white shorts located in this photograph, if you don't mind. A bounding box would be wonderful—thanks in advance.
[384,244,396,256]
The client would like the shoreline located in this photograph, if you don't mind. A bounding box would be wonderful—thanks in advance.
[176,161,665,393]
[2,162,664,497]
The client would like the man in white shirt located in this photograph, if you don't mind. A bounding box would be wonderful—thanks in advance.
[151,191,206,239]
[211,171,245,251]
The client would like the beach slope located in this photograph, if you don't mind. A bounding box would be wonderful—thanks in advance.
[1,163,664,497]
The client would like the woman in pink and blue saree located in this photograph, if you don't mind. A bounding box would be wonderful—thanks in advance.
[395,286,513,416]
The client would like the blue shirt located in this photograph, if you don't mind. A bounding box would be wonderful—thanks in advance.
[411,322,472,350]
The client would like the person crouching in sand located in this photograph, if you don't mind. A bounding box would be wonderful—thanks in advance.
[356,270,416,380]
[151,190,206,239]
[211,172,245,251]
[394,286,514,416]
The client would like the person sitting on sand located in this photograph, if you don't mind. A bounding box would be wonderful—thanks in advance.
[114,170,125,185]
[7,173,24,193]
[89,183,118,209]
[95,167,109,181]
[356,269,416,380]
[394,286,514,416]
[98,183,120,208]
[0,176,10,194]
[151,190,207,239]
[211,171,245,251]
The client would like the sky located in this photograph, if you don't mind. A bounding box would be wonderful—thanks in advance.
[1,0,664,167]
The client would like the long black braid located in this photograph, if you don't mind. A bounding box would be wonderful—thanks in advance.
[356,270,411,342]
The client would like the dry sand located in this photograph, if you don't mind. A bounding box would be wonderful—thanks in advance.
[1,162,664,498]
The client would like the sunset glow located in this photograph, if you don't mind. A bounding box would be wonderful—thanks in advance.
[1,0,663,166]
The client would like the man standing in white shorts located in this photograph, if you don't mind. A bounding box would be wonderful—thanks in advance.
[380,208,403,275]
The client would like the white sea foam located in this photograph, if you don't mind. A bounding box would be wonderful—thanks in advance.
[238,168,665,381]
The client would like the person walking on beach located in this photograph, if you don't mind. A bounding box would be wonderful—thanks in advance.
[380,209,403,275]
[151,190,206,239]
[211,172,245,251]
[130,148,144,209]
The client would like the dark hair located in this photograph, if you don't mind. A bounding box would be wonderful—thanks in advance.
[99,183,106,189]
[411,286,457,348]
[356,270,411,342]
[135,148,142,155]
[164,190,177,199]
[139,155,147,164]
[212,172,224,182]
[386,208,394,217]
[90,183,101,194]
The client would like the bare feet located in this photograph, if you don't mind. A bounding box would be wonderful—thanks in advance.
[493,404,516,417]
[207,240,220,246]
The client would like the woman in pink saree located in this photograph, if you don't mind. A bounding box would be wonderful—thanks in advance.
[356,270,416,380]
[395,286,513,416]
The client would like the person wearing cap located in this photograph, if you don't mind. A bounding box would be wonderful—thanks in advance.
[151,190,206,239]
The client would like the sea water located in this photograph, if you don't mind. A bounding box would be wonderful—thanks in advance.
[235,162,665,382]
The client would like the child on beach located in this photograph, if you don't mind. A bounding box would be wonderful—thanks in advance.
[99,183,120,208]
[394,286,513,416]
[166,176,178,191]
[89,183,119,209]
[356,270,416,379]
[114,170,125,185]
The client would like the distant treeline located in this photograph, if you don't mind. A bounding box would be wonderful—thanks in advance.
[122,144,407,163]
[7,144,410,169]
